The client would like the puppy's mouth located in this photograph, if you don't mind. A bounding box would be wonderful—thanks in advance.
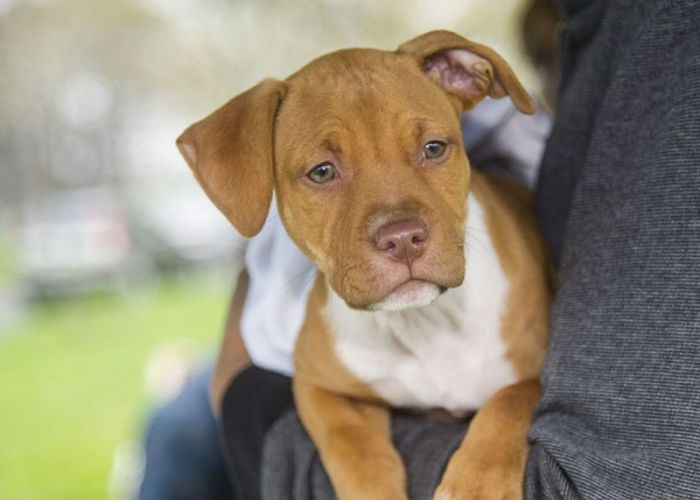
[366,279,446,312]
[331,243,465,312]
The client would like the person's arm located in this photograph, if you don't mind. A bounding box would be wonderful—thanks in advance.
[527,1,700,498]
[210,267,251,415]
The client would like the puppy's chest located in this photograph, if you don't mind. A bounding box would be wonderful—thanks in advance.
[323,199,517,415]
[328,300,515,416]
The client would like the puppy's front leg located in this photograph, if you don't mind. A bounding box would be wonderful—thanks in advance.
[434,379,541,500]
[294,378,408,500]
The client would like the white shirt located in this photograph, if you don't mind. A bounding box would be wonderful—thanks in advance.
[240,98,551,376]
[241,202,315,375]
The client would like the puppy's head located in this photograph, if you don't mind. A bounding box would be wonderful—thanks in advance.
[178,31,534,311]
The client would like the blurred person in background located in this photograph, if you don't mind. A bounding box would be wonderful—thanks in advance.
[139,366,235,500]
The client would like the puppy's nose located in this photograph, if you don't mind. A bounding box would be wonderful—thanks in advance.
[374,219,428,262]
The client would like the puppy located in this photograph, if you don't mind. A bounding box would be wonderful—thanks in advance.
[178,30,551,500]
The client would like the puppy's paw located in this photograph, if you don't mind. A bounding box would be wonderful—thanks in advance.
[433,463,523,500]
[335,480,408,500]
[343,487,407,500]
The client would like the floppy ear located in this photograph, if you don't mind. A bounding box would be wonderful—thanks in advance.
[398,30,535,114]
[176,79,286,237]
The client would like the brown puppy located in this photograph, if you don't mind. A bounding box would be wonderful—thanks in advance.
[178,31,551,500]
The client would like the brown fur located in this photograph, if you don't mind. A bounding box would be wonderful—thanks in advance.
[294,273,382,403]
[178,31,550,500]
[291,170,550,500]
[469,173,551,380]
[274,48,470,308]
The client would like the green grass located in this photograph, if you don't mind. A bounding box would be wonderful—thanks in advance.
[0,275,230,500]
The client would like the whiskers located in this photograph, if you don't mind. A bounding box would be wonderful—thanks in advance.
[339,262,375,300]
[465,225,490,256]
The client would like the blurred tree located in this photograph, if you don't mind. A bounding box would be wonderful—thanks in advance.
[0,0,533,213]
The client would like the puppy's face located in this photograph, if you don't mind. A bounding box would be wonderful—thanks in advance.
[275,50,468,310]
[177,31,534,311]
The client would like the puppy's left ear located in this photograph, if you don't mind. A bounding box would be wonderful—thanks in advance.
[176,79,286,237]
[398,30,535,114]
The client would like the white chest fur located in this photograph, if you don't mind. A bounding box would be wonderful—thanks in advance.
[323,195,516,415]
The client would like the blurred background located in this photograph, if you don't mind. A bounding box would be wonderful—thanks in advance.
[0,0,545,498]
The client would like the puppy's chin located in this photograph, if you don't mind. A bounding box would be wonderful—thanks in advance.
[367,280,443,312]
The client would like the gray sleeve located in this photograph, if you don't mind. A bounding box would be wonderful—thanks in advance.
[527,1,700,499]
[261,411,467,500]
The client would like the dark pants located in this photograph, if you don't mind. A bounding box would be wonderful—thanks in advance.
[139,368,235,500]
[221,365,295,500]
[221,366,471,500]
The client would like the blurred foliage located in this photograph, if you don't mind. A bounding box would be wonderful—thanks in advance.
[0,277,228,500]
[0,0,535,208]
[0,234,17,284]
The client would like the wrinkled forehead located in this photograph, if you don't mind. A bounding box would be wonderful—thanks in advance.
[275,49,461,152]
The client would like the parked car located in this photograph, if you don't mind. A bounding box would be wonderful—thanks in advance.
[126,180,243,273]
[18,188,132,297]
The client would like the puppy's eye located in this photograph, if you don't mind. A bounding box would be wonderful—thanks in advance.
[423,141,447,160]
[308,163,336,184]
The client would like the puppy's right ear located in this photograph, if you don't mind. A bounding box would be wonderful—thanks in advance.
[398,31,535,114]
[176,79,286,237]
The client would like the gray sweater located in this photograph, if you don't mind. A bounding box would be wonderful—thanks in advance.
[528,0,700,498]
